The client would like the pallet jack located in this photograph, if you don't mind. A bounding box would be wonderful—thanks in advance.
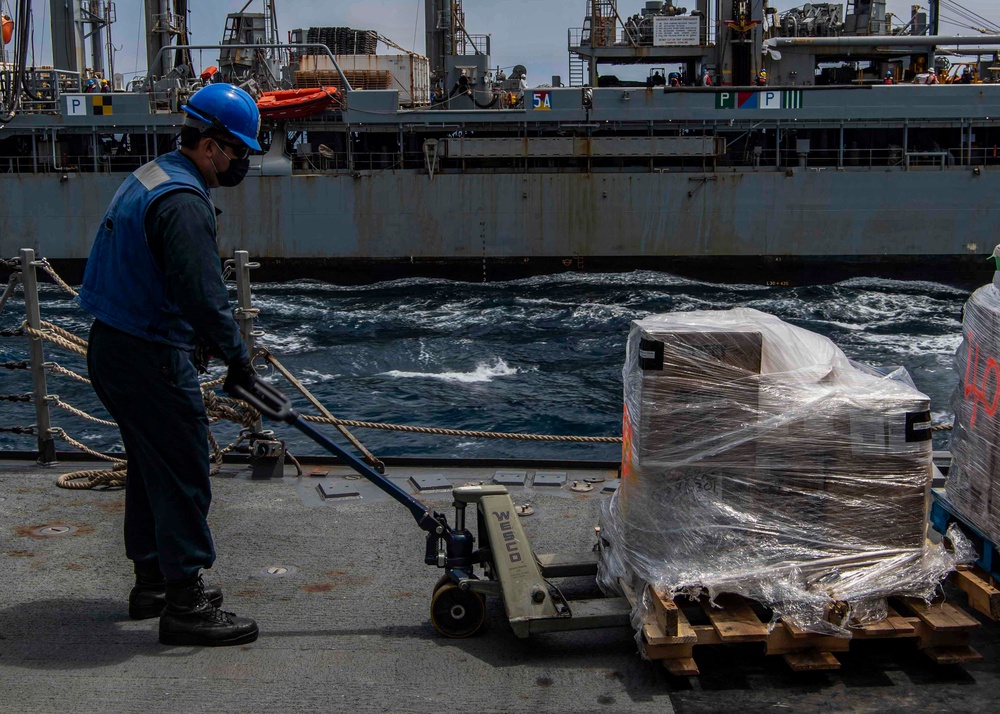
[236,380,632,638]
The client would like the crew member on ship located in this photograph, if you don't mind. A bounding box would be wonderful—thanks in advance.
[755,70,767,86]
[883,71,894,84]
[77,82,264,648]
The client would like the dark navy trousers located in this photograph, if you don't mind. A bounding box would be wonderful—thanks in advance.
[87,319,216,581]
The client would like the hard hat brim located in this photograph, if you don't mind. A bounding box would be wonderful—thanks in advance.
[182,101,262,152]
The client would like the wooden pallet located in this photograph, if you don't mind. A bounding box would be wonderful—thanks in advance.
[620,580,984,676]
[950,565,1000,620]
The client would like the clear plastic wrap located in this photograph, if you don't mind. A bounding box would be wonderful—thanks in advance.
[947,282,1000,542]
[599,308,968,639]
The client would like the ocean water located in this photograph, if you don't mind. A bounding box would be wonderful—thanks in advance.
[0,272,975,461]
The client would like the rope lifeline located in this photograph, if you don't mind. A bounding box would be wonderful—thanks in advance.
[36,258,79,298]
[20,321,88,357]
[299,413,623,443]
[49,397,118,427]
[45,361,92,385]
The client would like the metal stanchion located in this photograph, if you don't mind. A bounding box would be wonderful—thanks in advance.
[20,248,57,464]
[234,250,264,436]
[232,250,283,479]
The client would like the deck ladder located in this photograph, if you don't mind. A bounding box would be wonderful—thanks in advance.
[568,52,586,87]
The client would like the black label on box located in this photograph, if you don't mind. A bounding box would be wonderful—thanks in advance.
[639,338,664,370]
[905,410,933,442]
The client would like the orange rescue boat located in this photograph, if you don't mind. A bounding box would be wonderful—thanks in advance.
[256,86,338,120]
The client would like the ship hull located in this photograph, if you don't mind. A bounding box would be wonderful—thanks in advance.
[2,168,994,286]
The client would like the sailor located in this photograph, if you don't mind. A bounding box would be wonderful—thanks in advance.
[101,78,111,93]
[927,70,939,84]
[77,82,263,647]
[702,69,712,86]
[755,70,767,86]
[668,72,681,87]
[450,68,472,98]
[883,71,894,85]
[84,78,98,93]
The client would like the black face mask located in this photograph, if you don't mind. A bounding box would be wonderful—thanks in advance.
[211,156,249,187]
[210,140,250,187]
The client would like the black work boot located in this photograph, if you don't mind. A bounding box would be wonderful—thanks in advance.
[128,562,223,620]
[159,575,258,647]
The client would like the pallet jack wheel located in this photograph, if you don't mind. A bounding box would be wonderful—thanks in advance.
[433,574,452,594]
[430,582,486,638]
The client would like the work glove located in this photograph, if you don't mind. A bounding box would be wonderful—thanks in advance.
[192,337,215,374]
[224,357,259,400]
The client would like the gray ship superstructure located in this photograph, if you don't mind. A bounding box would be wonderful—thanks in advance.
[2,0,1000,285]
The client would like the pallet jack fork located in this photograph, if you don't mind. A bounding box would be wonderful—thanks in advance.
[236,380,631,638]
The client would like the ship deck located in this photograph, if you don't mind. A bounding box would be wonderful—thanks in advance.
[2,458,999,714]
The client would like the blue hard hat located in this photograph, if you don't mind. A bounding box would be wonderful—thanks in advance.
[182,83,262,151]
[86,79,96,86]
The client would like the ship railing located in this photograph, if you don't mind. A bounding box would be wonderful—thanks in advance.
[0,248,267,480]
[292,147,431,173]
[143,43,354,100]
[567,18,717,51]
[0,138,993,177]
[1,68,82,115]
[0,148,987,177]
[287,145,991,175]
[904,151,949,169]
[0,144,166,176]
[714,145,983,171]
[457,33,490,57]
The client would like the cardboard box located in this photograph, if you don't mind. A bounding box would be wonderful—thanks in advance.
[628,327,762,468]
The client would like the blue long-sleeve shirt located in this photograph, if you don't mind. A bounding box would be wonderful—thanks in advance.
[145,191,248,365]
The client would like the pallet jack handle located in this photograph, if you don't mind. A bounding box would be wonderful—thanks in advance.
[233,379,443,533]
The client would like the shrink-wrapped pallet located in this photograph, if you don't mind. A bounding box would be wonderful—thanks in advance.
[599,308,969,637]
[946,279,1000,541]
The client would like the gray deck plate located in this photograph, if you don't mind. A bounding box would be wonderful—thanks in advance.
[408,474,452,491]
[316,481,362,499]
[534,471,567,487]
[493,470,528,486]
